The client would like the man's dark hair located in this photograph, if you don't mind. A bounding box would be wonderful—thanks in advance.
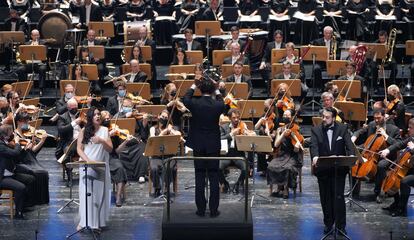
[323,107,337,119]
[199,78,216,95]
[230,26,239,32]
[373,108,386,116]
[274,30,283,38]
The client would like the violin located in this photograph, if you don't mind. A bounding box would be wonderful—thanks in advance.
[131,110,154,120]
[127,93,152,105]
[352,127,388,180]
[280,122,304,151]
[224,93,238,109]
[75,95,102,104]
[263,112,276,133]
[276,96,294,112]
[382,145,413,196]
[385,98,399,114]
[109,123,138,141]
[22,127,56,140]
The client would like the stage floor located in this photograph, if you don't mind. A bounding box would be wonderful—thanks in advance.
[0,148,413,240]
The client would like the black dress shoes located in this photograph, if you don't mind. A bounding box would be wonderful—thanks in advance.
[210,210,220,218]
[382,202,398,211]
[14,212,25,220]
[223,181,230,193]
[337,228,347,236]
[391,208,407,217]
[195,210,205,217]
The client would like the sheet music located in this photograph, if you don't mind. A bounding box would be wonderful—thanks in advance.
[268,15,290,21]
[375,15,396,21]
[155,16,175,21]
[72,16,80,24]
[239,15,261,22]
[323,14,343,18]
[293,11,315,22]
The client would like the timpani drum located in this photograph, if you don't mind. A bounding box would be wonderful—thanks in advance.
[38,11,72,47]
[123,20,152,45]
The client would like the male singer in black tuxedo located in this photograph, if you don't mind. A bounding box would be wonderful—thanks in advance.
[183,77,226,217]
[310,107,355,235]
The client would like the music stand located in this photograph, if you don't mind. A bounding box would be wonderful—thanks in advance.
[172,80,202,97]
[317,156,357,240]
[88,21,115,38]
[143,135,181,205]
[135,105,166,119]
[270,79,302,97]
[0,31,25,72]
[326,60,347,77]
[332,80,361,99]
[65,161,106,240]
[59,80,89,97]
[185,50,204,64]
[212,50,231,66]
[19,45,47,82]
[237,100,265,121]
[195,21,221,36]
[235,135,273,207]
[302,46,328,112]
[224,82,249,99]
[126,83,151,100]
[12,81,33,98]
[271,63,300,77]
[221,64,251,79]
[333,101,366,123]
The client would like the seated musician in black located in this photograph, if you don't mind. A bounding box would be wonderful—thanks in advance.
[223,42,249,65]
[0,124,35,219]
[160,83,189,131]
[379,118,414,217]
[385,84,406,131]
[16,29,48,96]
[371,30,398,87]
[149,110,182,197]
[351,108,402,202]
[337,61,366,94]
[2,8,26,72]
[113,98,149,183]
[55,83,78,115]
[77,46,107,94]
[171,48,189,66]
[135,26,157,88]
[219,61,253,98]
[224,26,246,51]
[178,28,202,51]
[201,0,223,21]
[106,81,127,117]
[122,59,148,83]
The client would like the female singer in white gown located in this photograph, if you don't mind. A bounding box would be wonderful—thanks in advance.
[77,107,113,230]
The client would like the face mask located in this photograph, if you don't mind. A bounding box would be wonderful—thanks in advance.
[102,120,110,127]
[65,93,73,99]
[159,118,168,127]
[118,90,126,97]
[123,107,132,113]
[69,108,78,115]
[278,91,285,97]
[170,90,177,97]
[21,123,29,131]
[281,117,290,124]
[388,94,395,101]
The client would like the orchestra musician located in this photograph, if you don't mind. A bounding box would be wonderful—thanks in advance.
[201,0,223,21]
[101,110,128,207]
[171,48,189,65]
[106,81,127,116]
[219,108,255,194]
[310,107,355,235]
[77,47,108,94]
[123,59,148,83]
[0,124,35,219]
[224,26,246,51]
[379,118,414,217]
[384,84,406,131]
[268,109,303,199]
[337,61,366,94]
[311,26,335,91]
[127,0,147,21]
[223,42,249,65]
[273,82,295,124]
[161,83,189,130]
[177,0,200,33]
[14,112,49,205]
[220,61,253,98]
[129,45,144,63]
[113,98,149,183]
[178,28,202,51]
[372,30,398,87]
[351,108,402,202]
[183,76,226,217]
[16,29,48,96]
[1,84,12,98]
[346,0,369,41]
[81,29,102,46]
[0,97,10,125]
[78,0,103,28]
[149,110,182,197]
[76,107,113,232]
[320,92,344,123]
[135,26,157,88]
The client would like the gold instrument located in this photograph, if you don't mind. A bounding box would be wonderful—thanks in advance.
[126,93,152,105]
[330,34,337,60]
[383,28,397,64]
[104,72,133,84]
[354,45,367,75]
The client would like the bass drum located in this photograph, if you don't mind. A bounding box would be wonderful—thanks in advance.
[123,20,151,45]
[38,11,72,47]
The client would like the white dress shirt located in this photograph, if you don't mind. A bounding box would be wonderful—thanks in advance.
[85,4,91,25]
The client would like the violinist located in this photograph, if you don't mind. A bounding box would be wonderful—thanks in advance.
[113,98,150,183]
[0,124,35,219]
[351,108,402,202]
[223,42,249,66]
[274,61,307,102]
[101,111,128,207]
[385,84,406,131]
[0,97,11,125]
[149,110,181,197]
[268,109,303,199]
[56,98,83,184]
[1,84,13,98]
[161,83,188,130]
[14,112,49,205]
[106,81,127,116]
[324,81,341,100]
[220,61,253,98]
[219,108,255,194]
[379,118,414,217]
[6,91,23,116]
[274,83,295,121]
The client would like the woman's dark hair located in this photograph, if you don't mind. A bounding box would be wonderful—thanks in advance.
[82,106,99,144]
[71,62,83,80]
[172,48,188,65]
[130,45,143,63]
[78,46,89,62]
[6,91,17,102]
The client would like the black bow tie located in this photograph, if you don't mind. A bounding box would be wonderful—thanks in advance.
[324,125,334,131]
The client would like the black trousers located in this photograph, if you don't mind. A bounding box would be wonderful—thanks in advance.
[219,148,246,185]
[17,63,48,89]
[375,159,390,195]
[193,150,220,213]
[0,173,35,212]
[317,169,347,229]
[150,157,176,191]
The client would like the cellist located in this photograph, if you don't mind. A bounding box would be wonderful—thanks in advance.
[351,107,402,202]
[384,84,406,131]
[379,118,414,217]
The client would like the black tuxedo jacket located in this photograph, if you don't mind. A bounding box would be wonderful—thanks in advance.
[225,74,252,98]
[0,142,22,181]
[178,40,202,51]
[56,112,75,158]
[274,72,299,79]
[3,18,26,32]
[310,122,355,176]
[337,75,365,81]
[261,41,286,63]
[183,88,225,154]
[55,97,67,115]
[80,4,103,25]
[223,56,249,65]
[106,95,119,116]
[131,71,147,82]
[80,39,102,46]
[201,7,220,21]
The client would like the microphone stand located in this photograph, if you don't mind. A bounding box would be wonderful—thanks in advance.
[303,52,321,112]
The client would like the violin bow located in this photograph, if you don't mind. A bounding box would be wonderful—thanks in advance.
[265,79,295,118]
[166,78,186,126]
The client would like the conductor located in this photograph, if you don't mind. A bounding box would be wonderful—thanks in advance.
[183,76,226,217]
